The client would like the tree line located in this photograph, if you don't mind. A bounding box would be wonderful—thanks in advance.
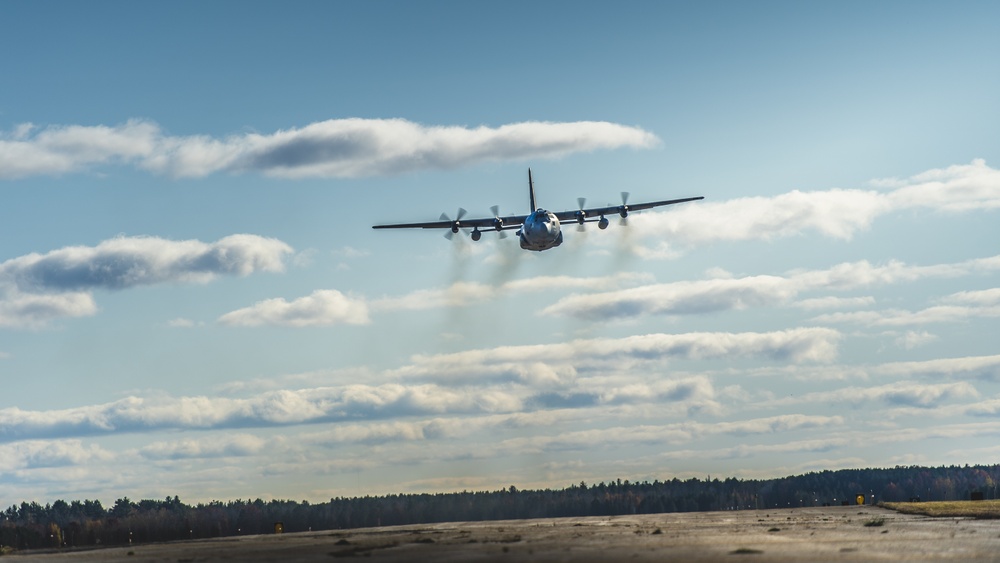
[2,464,998,553]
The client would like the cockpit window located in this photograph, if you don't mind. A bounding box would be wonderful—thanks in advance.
[536,209,550,222]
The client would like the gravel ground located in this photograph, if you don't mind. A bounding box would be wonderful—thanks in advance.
[7,505,1000,562]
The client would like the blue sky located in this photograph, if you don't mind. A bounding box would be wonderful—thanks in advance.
[2,0,1000,506]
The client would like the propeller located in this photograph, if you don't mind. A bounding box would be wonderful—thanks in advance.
[440,208,467,240]
[490,205,508,238]
[618,192,630,226]
[575,197,587,232]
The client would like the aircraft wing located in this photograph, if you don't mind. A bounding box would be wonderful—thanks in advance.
[373,214,529,231]
[618,195,704,212]
[551,196,704,223]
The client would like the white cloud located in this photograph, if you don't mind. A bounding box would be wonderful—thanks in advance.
[0,118,660,179]
[543,255,1000,321]
[218,289,370,327]
[710,414,845,435]
[747,354,1000,390]
[292,414,559,448]
[305,421,450,445]
[794,296,876,310]
[863,421,1000,444]
[0,440,113,472]
[941,287,1000,306]
[871,381,980,407]
[882,159,1000,212]
[138,434,268,460]
[621,159,1000,255]
[588,376,720,412]
[894,330,938,349]
[542,275,797,320]
[874,354,1000,381]
[492,414,844,455]
[0,289,97,328]
[633,188,889,244]
[0,120,160,179]
[815,304,1000,327]
[0,384,528,441]
[964,400,1000,417]
[828,382,978,408]
[0,234,292,292]
[717,438,853,460]
[398,328,842,384]
[766,379,980,412]
[0,234,292,329]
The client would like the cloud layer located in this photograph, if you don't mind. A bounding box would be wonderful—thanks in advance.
[0,327,840,442]
[0,119,660,179]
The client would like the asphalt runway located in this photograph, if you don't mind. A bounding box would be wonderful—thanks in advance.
[9,505,1000,562]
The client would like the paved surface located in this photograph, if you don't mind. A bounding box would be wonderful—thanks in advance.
[8,505,1000,562]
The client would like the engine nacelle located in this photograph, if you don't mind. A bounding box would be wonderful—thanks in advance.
[471,229,482,241]
[618,205,629,219]
[598,216,609,230]
[575,210,586,224]
[493,217,504,231]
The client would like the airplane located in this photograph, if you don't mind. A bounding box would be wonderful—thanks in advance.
[372,169,704,252]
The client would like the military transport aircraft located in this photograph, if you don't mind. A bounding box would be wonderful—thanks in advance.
[373,170,704,252]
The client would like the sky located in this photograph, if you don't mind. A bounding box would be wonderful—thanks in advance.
[1,0,1000,507]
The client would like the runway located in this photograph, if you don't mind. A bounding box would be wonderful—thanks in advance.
[10,505,1000,562]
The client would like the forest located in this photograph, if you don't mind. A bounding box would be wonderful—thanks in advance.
[2,464,998,553]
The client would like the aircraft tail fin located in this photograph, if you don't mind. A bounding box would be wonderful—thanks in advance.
[528,168,537,211]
